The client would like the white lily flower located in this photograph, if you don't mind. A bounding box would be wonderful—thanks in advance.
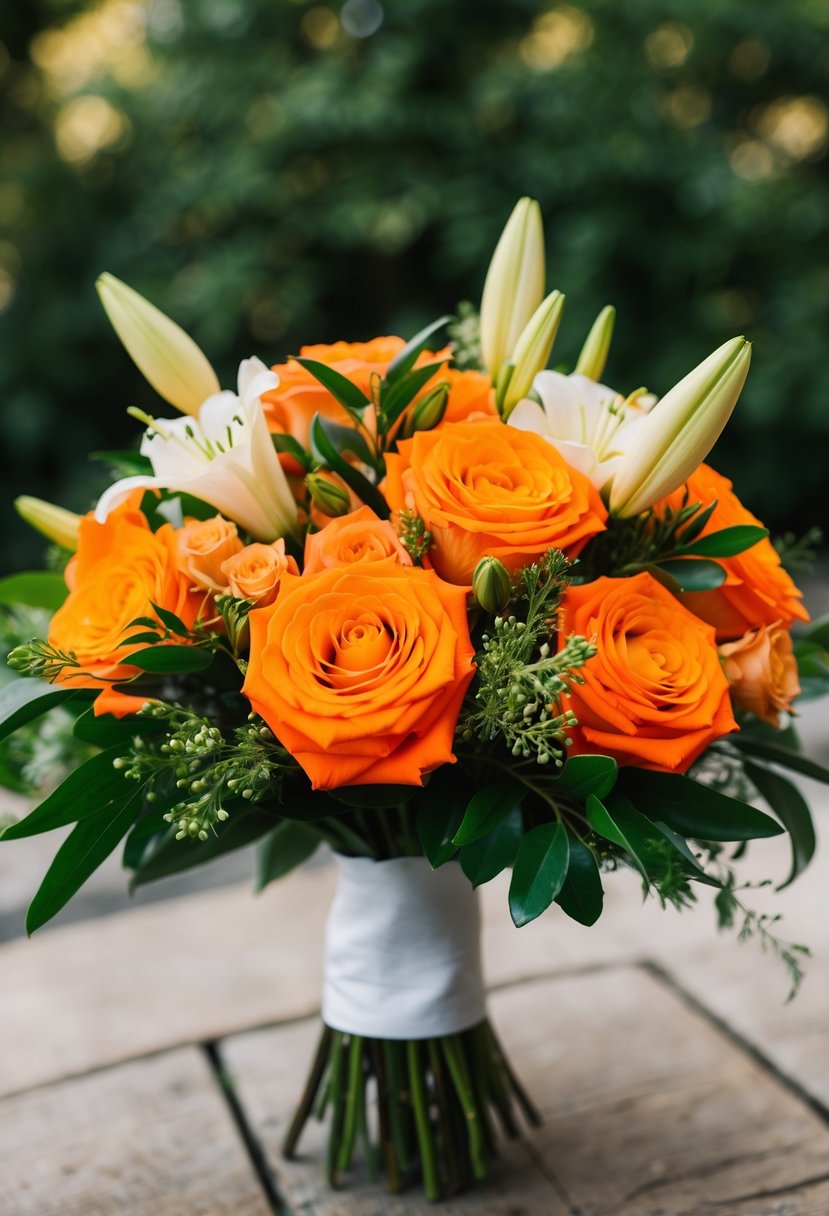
[508,371,653,490]
[15,496,81,551]
[500,290,566,417]
[574,305,616,381]
[480,198,545,381]
[95,358,298,541]
[609,336,751,518]
[97,273,220,416]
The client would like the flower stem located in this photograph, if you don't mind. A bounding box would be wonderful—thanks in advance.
[441,1034,489,1181]
[282,1023,332,1158]
[337,1035,364,1173]
[407,1039,440,1201]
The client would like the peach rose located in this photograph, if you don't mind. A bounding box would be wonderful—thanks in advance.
[176,515,243,593]
[242,563,475,789]
[720,623,801,728]
[658,464,808,641]
[48,504,204,716]
[303,506,412,575]
[558,572,737,771]
[384,419,607,584]
[221,539,299,607]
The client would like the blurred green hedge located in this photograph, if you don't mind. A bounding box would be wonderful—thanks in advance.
[2,0,827,570]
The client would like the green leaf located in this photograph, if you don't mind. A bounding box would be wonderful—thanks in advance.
[255,820,320,891]
[92,449,153,477]
[128,645,213,674]
[0,680,78,743]
[585,792,657,881]
[743,760,816,890]
[0,746,129,840]
[620,769,784,840]
[149,602,191,637]
[459,808,523,888]
[72,706,161,747]
[0,571,69,611]
[380,360,448,429]
[417,785,467,868]
[509,822,570,927]
[729,735,829,785]
[452,780,524,847]
[556,754,618,801]
[122,808,170,870]
[555,833,604,925]
[805,611,829,651]
[329,783,418,809]
[674,525,768,558]
[794,639,829,678]
[310,418,373,465]
[292,357,372,415]
[130,808,280,887]
[272,432,314,472]
[385,315,452,383]
[310,414,390,519]
[653,558,727,591]
[26,793,141,933]
[651,821,722,887]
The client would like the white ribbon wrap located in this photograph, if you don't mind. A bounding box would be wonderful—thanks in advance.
[322,855,486,1040]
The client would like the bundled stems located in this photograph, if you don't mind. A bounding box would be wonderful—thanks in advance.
[283,1018,539,1201]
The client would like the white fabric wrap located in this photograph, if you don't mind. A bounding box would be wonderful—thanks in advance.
[322,855,486,1040]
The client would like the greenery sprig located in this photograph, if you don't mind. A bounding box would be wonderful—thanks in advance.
[117,703,296,841]
[461,550,595,766]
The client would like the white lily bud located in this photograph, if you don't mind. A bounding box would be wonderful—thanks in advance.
[500,290,565,416]
[96,272,220,417]
[574,305,616,381]
[480,198,545,381]
[609,336,751,518]
[15,496,81,551]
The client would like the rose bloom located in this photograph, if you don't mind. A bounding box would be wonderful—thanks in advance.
[242,563,475,790]
[720,623,801,728]
[262,337,495,451]
[558,572,737,771]
[221,539,299,607]
[304,506,412,575]
[384,419,607,584]
[176,515,243,593]
[658,464,808,641]
[49,503,204,717]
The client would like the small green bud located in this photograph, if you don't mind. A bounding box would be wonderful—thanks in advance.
[410,383,449,433]
[305,472,351,518]
[472,557,512,615]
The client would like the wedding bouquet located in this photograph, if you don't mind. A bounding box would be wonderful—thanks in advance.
[3,198,828,1201]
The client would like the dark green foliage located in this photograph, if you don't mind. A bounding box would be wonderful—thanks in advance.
[2,0,828,573]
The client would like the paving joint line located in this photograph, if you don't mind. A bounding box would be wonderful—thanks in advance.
[202,1039,291,1216]
[0,957,640,1102]
[641,959,829,1127]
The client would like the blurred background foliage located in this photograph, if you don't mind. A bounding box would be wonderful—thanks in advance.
[1,0,827,571]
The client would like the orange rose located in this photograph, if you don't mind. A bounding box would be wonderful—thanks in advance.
[720,623,800,728]
[176,515,243,593]
[558,572,736,771]
[384,419,607,584]
[48,504,204,716]
[658,464,808,641]
[440,369,497,426]
[242,563,475,789]
[263,337,408,448]
[303,506,412,575]
[221,540,299,607]
[262,338,495,453]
